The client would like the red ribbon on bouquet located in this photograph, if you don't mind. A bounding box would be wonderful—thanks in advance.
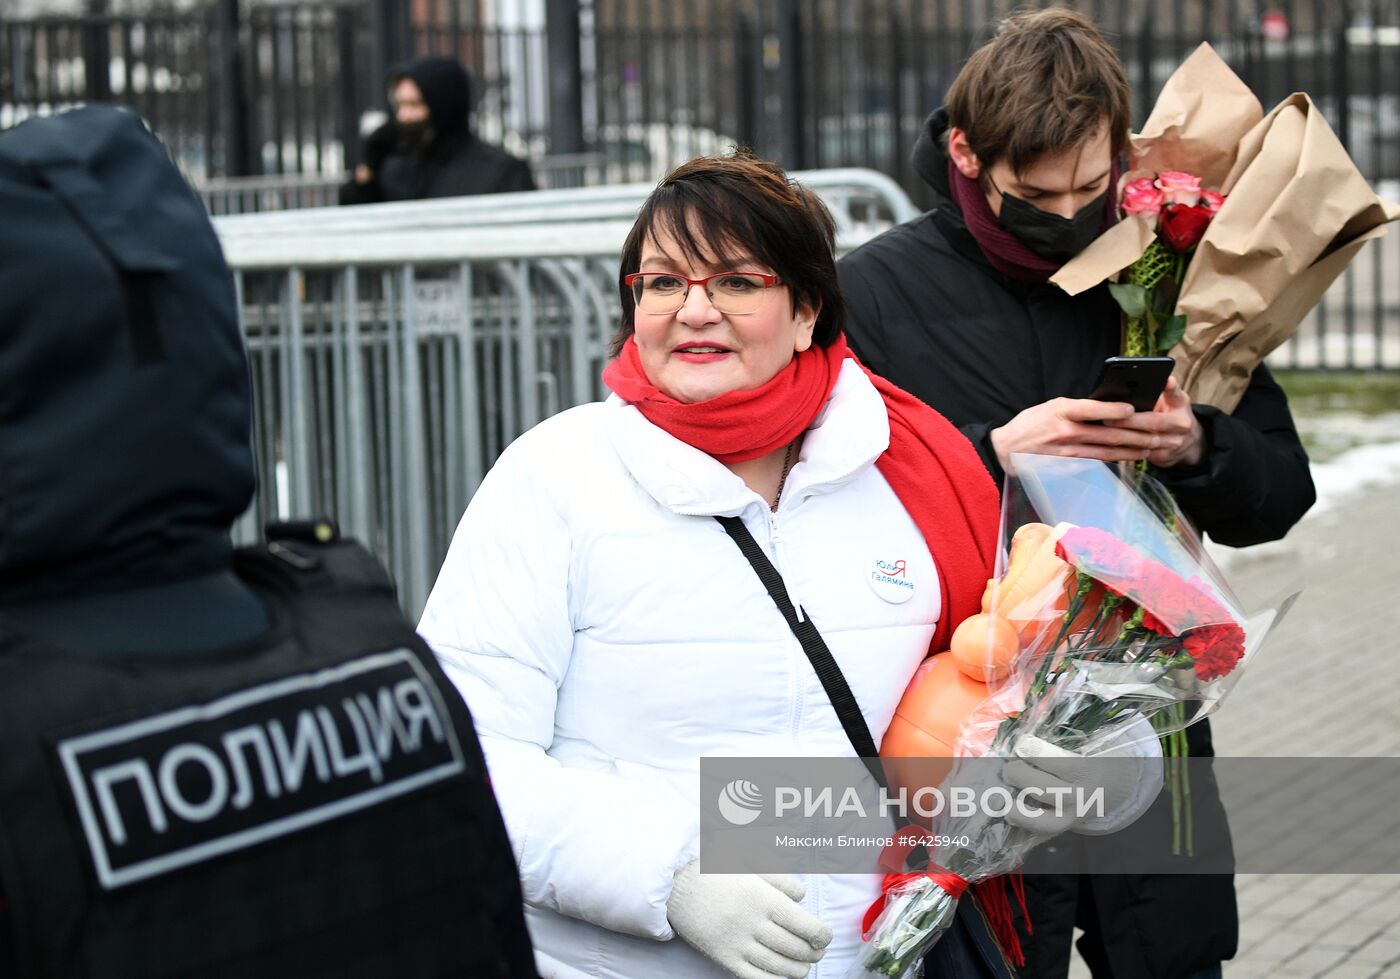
[860,869,969,940]
[860,868,1030,967]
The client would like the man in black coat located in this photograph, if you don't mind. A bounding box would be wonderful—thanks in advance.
[340,56,536,204]
[838,10,1315,979]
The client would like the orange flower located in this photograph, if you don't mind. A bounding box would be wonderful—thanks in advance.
[982,522,1077,644]
[949,612,1020,682]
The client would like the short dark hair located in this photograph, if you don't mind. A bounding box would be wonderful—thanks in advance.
[946,8,1130,175]
[612,150,845,356]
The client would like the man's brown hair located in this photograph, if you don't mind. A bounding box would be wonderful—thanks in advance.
[946,7,1130,175]
[612,149,844,356]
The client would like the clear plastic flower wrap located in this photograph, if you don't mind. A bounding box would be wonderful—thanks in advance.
[853,454,1289,978]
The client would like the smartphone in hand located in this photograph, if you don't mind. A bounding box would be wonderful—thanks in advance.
[1088,356,1175,413]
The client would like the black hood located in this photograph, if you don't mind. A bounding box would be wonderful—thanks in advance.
[911,106,954,199]
[909,106,998,276]
[392,57,473,140]
[0,106,255,603]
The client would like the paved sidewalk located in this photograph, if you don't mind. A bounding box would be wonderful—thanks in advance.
[1070,469,1400,978]
[1214,480,1400,978]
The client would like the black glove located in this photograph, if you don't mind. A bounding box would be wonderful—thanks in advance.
[360,122,398,173]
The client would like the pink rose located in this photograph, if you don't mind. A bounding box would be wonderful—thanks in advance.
[1121,177,1164,217]
[1154,171,1202,207]
[1201,189,1226,213]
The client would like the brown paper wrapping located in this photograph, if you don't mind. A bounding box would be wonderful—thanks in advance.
[1127,42,1262,189]
[1050,43,1400,413]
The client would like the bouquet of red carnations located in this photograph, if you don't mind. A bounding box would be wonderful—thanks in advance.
[854,454,1285,978]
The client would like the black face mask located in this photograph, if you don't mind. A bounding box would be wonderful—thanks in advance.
[992,178,1108,263]
[396,119,435,155]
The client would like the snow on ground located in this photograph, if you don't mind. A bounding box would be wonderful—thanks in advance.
[1207,434,1400,573]
[1307,438,1400,516]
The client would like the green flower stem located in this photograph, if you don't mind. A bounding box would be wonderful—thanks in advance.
[1132,239,1176,290]
[1181,725,1194,855]
[1043,629,1180,739]
[1122,237,1181,358]
[1165,726,1180,853]
[1169,722,1183,855]
[1028,575,1094,701]
[1066,591,1127,661]
[861,883,959,975]
[1159,704,1196,858]
[1067,604,1109,654]
[1124,316,1147,358]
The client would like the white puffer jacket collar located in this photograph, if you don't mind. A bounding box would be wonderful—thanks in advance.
[605,359,892,516]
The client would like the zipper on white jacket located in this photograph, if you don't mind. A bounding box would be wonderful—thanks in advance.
[676,498,805,617]
[766,505,809,752]
[767,508,806,623]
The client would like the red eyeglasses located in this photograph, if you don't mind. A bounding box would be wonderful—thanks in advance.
[625,271,782,315]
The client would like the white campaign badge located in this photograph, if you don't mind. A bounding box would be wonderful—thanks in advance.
[867,554,916,604]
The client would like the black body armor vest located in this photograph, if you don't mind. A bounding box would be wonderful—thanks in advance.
[0,538,537,978]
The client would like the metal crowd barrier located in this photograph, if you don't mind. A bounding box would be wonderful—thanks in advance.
[196,153,611,215]
[212,168,920,242]
[220,170,915,618]
[199,174,346,215]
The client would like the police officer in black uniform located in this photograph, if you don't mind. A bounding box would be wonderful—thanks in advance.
[0,106,538,978]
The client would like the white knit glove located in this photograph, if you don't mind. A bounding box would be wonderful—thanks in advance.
[665,859,832,979]
[1001,713,1164,836]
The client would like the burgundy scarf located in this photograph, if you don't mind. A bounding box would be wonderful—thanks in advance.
[602,334,999,654]
[946,159,1120,283]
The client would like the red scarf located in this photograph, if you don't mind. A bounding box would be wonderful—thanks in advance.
[946,159,1120,283]
[602,334,999,653]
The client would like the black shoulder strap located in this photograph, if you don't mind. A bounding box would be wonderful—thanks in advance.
[233,538,397,599]
[714,515,886,785]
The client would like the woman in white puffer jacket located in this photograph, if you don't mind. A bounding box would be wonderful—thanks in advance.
[419,153,1127,979]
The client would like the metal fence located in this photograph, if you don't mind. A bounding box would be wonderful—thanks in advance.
[1,8,231,174]
[218,170,917,616]
[0,3,365,180]
[1271,221,1400,371]
[230,253,614,616]
[7,0,1400,191]
[196,152,609,213]
[5,0,1398,390]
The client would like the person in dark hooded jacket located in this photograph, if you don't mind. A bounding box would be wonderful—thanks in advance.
[0,105,537,978]
[838,10,1315,979]
[340,56,536,204]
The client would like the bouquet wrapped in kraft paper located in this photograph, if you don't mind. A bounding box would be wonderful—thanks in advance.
[1052,43,1400,413]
